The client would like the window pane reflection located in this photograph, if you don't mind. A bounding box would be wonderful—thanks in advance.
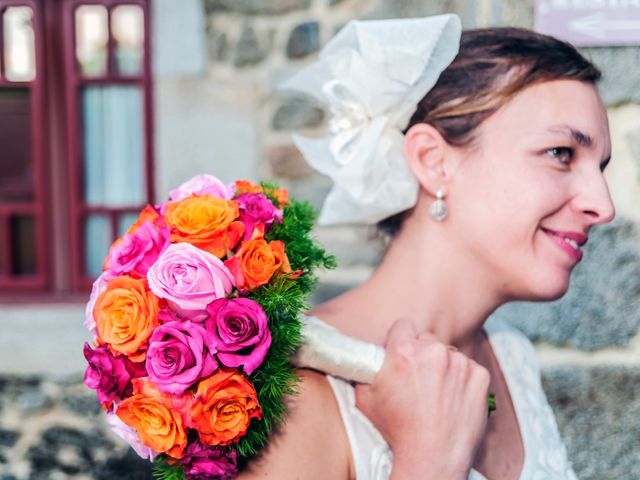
[3,7,36,82]
[84,215,111,277]
[81,86,146,207]
[10,215,36,276]
[75,5,108,76]
[0,88,33,202]
[112,5,144,75]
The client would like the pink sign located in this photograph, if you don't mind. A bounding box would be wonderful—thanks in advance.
[535,0,640,46]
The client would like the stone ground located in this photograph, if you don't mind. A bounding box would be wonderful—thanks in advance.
[0,370,637,480]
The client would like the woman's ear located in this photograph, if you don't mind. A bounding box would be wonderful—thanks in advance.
[403,123,455,196]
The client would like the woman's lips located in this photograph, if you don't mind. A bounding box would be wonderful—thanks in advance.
[542,228,584,263]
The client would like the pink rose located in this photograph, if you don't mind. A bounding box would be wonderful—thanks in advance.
[85,271,114,334]
[164,174,234,212]
[146,320,218,395]
[83,344,145,406]
[180,441,237,480]
[236,192,283,240]
[106,410,159,461]
[106,221,170,278]
[147,243,235,316]
[205,298,271,375]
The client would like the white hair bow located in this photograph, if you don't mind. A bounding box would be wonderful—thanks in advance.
[281,14,461,225]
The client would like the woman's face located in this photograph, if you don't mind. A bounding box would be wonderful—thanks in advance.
[449,79,615,301]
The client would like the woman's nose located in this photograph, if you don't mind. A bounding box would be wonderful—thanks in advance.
[572,169,616,226]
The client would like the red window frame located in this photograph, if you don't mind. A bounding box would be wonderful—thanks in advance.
[0,0,48,292]
[0,0,153,299]
[62,0,154,291]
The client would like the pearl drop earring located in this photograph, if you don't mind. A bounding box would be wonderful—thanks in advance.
[429,188,448,221]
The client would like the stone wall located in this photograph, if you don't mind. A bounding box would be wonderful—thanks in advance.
[1,0,639,478]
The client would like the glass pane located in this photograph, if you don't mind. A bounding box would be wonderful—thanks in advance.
[112,5,144,76]
[85,215,111,277]
[0,88,33,202]
[81,86,146,207]
[3,7,36,82]
[118,212,139,236]
[75,5,108,77]
[10,215,36,276]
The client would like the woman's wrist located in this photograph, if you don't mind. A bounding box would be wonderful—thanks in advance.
[390,451,469,480]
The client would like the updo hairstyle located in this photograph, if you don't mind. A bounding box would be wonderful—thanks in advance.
[378,27,602,237]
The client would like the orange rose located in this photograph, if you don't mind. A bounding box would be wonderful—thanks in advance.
[234,180,263,195]
[164,195,244,258]
[272,188,289,207]
[190,370,261,446]
[224,238,292,290]
[127,205,163,235]
[94,276,160,361]
[117,378,189,458]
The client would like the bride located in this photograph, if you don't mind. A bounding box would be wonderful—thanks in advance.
[241,15,614,480]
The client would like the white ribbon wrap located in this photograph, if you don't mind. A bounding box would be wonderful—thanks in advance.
[294,316,385,384]
[281,15,462,225]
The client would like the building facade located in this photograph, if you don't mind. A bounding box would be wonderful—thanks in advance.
[0,0,639,478]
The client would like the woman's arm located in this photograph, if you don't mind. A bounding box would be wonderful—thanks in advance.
[357,319,491,480]
[238,369,353,480]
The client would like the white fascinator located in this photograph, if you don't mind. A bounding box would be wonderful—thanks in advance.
[281,14,462,225]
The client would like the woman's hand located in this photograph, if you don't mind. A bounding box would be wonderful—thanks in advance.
[355,318,490,480]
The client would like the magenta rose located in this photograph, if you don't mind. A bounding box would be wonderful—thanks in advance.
[83,343,144,405]
[205,298,271,375]
[180,441,237,480]
[147,243,235,316]
[146,320,218,395]
[236,192,283,240]
[106,221,170,278]
[158,305,185,324]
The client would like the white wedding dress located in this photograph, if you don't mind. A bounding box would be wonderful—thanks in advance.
[325,315,579,480]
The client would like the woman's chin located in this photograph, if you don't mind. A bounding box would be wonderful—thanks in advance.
[531,275,571,301]
[513,272,572,302]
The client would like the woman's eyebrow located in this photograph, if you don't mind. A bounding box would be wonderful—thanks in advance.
[546,125,594,148]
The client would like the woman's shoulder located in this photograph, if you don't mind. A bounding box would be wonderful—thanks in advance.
[239,369,352,479]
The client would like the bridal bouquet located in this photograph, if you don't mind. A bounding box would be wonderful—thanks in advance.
[82,175,335,479]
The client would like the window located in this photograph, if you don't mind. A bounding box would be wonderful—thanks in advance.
[0,1,46,291]
[0,0,153,297]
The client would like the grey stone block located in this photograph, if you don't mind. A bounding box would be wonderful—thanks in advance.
[286,22,320,59]
[365,0,478,27]
[495,218,640,351]
[582,47,640,106]
[628,127,640,184]
[208,30,230,63]
[542,365,640,480]
[233,25,267,68]
[272,96,325,130]
[266,144,313,179]
[205,0,312,15]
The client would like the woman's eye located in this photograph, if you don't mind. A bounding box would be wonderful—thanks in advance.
[546,147,574,166]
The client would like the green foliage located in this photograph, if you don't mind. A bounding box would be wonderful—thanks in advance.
[234,198,335,467]
[153,457,186,480]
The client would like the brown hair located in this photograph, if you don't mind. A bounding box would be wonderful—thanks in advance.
[378,27,601,236]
